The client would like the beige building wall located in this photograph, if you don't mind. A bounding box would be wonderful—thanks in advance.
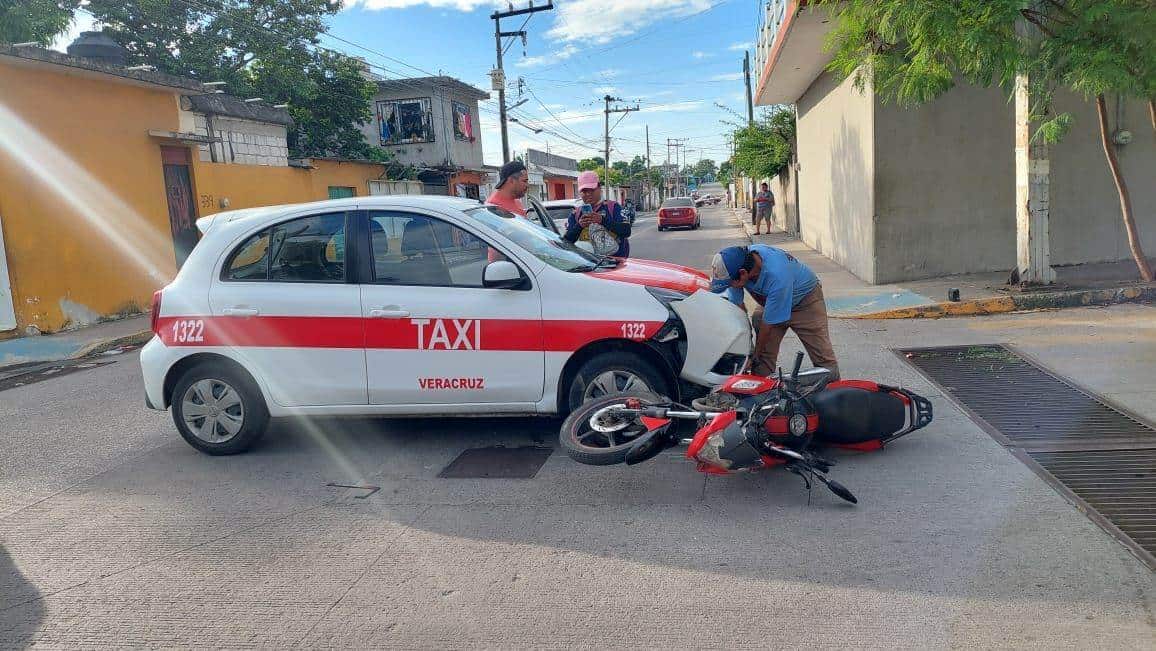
[796,70,876,282]
[1048,93,1156,268]
[872,82,1016,282]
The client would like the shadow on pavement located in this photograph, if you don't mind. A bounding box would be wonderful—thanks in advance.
[0,544,44,649]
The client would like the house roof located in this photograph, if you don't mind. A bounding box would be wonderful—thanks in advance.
[0,43,208,92]
[376,76,490,100]
[184,93,292,126]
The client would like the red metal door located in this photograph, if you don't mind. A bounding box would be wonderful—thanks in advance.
[161,146,199,268]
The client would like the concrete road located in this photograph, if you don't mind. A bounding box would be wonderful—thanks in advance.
[2,187,1154,648]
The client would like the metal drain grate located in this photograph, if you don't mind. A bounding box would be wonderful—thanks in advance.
[1026,449,1156,566]
[900,344,1156,569]
[901,345,1156,451]
[438,446,553,479]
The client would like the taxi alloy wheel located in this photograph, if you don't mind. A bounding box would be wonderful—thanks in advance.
[566,351,671,414]
[172,363,269,455]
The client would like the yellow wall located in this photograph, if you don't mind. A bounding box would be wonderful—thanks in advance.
[0,61,182,334]
[191,158,385,212]
[0,57,387,335]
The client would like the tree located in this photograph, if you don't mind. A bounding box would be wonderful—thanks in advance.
[611,160,630,175]
[818,0,1156,280]
[85,0,388,162]
[692,158,718,180]
[577,157,605,171]
[718,160,734,185]
[731,107,795,180]
[0,0,81,45]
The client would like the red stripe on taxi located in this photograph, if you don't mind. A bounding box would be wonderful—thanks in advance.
[156,316,665,352]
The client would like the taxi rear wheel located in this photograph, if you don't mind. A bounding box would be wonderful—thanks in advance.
[171,363,269,455]
[565,351,671,414]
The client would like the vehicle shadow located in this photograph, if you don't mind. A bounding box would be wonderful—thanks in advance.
[0,544,45,649]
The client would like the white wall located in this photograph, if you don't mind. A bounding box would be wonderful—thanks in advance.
[192,114,289,167]
[796,69,877,282]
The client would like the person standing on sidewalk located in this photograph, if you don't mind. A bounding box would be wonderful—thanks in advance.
[709,244,840,380]
[753,182,775,235]
[485,160,529,217]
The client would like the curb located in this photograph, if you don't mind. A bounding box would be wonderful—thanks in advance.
[74,329,154,357]
[848,286,1156,319]
[0,328,152,371]
[735,218,1156,319]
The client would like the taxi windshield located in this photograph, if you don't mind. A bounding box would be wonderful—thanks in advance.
[465,205,602,272]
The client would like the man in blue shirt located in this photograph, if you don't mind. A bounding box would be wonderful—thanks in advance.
[563,171,631,257]
[710,244,839,379]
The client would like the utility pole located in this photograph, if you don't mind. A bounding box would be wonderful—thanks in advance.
[491,2,554,163]
[742,49,756,213]
[603,94,638,197]
[666,138,686,196]
[645,125,651,209]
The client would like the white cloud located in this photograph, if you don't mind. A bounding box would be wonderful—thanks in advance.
[516,44,579,68]
[51,11,96,52]
[711,72,744,81]
[729,41,753,51]
[547,0,713,44]
[598,68,623,78]
[594,85,617,94]
[640,100,705,113]
[692,51,712,59]
[346,0,495,10]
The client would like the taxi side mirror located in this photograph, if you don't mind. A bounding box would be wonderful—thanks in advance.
[483,260,528,290]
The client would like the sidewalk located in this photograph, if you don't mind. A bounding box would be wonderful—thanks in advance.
[0,315,151,369]
[734,211,1156,318]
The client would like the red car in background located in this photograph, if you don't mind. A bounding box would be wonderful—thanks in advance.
[657,197,700,231]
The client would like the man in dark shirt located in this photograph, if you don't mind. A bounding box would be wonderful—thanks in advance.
[563,171,631,258]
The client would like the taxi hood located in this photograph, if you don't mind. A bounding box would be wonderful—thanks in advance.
[585,257,712,294]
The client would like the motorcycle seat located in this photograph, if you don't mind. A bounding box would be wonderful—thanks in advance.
[811,386,908,444]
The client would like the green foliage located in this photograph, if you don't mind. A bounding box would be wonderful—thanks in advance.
[718,159,733,184]
[692,158,718,179]
[731,107,795,179]
[577,156,605,171]
[85,0,388,160]
[0,0,81,44]
[817,0,1156,140]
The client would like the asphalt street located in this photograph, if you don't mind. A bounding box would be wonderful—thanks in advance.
[1,186,1154,648]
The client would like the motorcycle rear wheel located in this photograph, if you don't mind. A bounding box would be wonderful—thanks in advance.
[559,392,667,466]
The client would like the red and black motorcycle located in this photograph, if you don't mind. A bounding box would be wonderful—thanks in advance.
[559,353,934,504]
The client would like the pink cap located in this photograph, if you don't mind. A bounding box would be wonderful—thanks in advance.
[577,170,600,191]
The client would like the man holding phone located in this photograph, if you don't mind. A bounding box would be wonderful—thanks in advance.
[563,171,632,258]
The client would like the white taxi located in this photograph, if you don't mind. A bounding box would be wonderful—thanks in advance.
[141,196,751,454]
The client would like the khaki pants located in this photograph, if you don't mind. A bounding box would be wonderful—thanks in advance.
[750,285,840,379]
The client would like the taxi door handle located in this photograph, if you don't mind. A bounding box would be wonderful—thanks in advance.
[368,307,410,319]
[222,307,259,317]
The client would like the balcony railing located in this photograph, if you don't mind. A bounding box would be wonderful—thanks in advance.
[753,0,790,88]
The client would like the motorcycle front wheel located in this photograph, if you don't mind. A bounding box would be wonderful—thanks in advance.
[559,392,668,466]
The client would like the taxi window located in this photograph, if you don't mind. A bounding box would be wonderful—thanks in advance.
[366,211,489,287]
[223,212,346,283]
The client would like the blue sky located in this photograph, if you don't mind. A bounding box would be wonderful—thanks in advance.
[328,0,756,167]
[58,0,757,168]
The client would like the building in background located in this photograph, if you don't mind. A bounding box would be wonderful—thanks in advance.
[363,76,491,199]
[0,37,388,336]
[753,0,1155,284]
[524,149,578,201]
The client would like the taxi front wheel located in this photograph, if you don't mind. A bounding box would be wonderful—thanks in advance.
[565,351,671,414]
[171,363,269,455]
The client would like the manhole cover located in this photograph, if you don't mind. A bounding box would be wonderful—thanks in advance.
[900,344,1156,569]
[438,446,553,479]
